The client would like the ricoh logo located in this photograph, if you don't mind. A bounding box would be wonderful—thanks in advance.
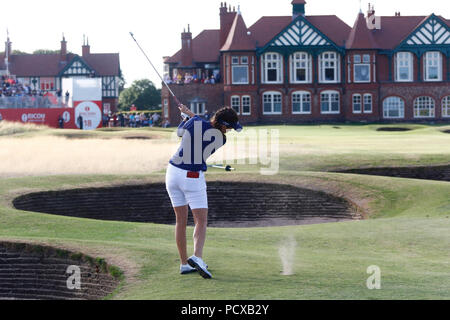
[21,113,46,123]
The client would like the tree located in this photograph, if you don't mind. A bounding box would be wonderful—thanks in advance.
[33,49,61,54]
[12,50,30,55]
[118,79,161,111]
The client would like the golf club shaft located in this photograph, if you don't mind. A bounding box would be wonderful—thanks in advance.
[129,32,182,107]
[208,165,235,171]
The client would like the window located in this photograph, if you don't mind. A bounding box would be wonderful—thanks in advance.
[232,56,248,84]
[354,54,370,83]
[263,92,282,114]
[262,53,283,83]
[442,96,450,118]
[242,96,251,115]
[290,52,311,83]
[395,52,413,82]
[321,91,340,114]
[292,91,311,114]
[190,102,205,115]
[383,97,405,119]
[424,52,442,81]
[354,55,361,63]
[353,94,362,113]
[414,96,435,118]
[231,96,241,114]
[364,94,373,113]
[319,52,340,83]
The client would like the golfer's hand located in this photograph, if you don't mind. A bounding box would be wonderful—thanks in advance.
[178,104,195,118]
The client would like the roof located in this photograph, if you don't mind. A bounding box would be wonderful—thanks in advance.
[166,30,221,65]
[370,16,427,49]
[292,0,306,4]
[166,9,449,63]
[221,13,255,51]
[248,15,351,48]
[346,12,379,49]
[0,52,120,77]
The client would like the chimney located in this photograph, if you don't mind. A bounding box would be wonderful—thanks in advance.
[367,3,375,19]
[366,3,380,30]
[220,2,237,48]
[82,35,90,57]
[60,34,67,62]
[5,37,11,58]
[292,0,306,20]
[181,25,193,67]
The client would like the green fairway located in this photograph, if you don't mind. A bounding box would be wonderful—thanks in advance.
[0,123,449,299]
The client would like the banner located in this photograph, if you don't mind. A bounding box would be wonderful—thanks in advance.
[0,103,103,130]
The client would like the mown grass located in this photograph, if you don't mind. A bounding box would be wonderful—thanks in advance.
[0,123,449,299]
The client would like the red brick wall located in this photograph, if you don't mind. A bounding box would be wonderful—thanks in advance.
[380,83,450,121]
[162,83,224,125]
[162,50,450,125]
[102,98,118,113]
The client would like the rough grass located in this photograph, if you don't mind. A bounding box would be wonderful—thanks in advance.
[0,121,49,136]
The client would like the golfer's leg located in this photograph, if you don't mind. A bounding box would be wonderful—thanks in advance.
[192,208,208,258]
[173,205,189,265]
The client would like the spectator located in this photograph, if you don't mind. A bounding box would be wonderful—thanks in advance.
[0,113,3,122]
[58,115,64,129]
[65,91,70,105]
[56,89,62,105]
[77,115,83,130]
[135,113,141,127]
[102,114,109,127]
[118,113,125,127]
[162,119,170,128]
[152,112,160,126]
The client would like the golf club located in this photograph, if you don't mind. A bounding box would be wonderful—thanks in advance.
[208,165,235,172]
[129,32,182,108]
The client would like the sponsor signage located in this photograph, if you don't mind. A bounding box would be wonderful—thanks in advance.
[0,102,102,130]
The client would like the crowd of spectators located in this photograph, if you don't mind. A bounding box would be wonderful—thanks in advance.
[0,76,68,109]
[164,71,220,85]
[103,112,162,128]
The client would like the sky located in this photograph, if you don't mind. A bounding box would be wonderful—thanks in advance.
[1,0,448,89]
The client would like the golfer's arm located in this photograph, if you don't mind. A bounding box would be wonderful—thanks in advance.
[177,120,188,137]
[183,109,196,118]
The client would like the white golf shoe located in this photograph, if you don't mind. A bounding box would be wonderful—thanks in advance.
[187,255,212,279]
[180,264,197,275]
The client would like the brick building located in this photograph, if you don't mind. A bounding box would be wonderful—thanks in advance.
[1,35,121,113]
[162,0,450,125]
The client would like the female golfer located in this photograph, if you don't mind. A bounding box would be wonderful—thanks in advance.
[166,104,242,279]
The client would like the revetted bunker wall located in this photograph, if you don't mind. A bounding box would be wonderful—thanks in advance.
[13,182,358,228]
[337,165,450,182]
[0,242,119,300]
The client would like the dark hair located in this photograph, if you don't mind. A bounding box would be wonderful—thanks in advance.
[211,106,238,131]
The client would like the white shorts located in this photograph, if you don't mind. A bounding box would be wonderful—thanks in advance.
[165,163,208,210]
